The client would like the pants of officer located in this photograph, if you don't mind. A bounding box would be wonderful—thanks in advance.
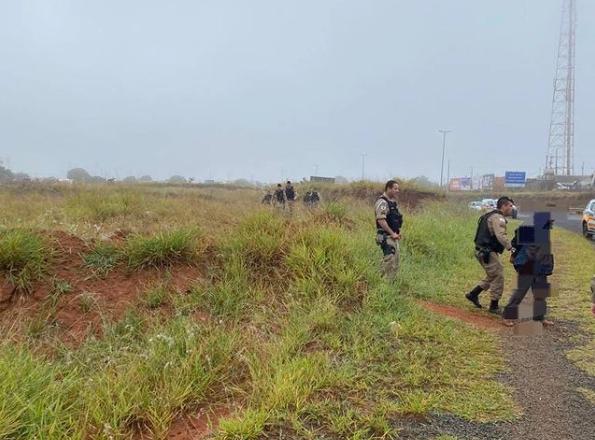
[503,274,549,321]
[379,236,400,280]
[287,200,295,214]
[476,251,504,301]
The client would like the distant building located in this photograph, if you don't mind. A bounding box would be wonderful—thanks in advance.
[310,176,335,184]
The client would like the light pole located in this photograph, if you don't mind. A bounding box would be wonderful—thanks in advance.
[361,153,367,181]
[438,130,451,188]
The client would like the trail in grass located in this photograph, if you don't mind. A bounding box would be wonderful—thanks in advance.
[416,231,595,440]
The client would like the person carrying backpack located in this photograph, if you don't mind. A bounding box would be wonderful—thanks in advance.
[503,213,555,327]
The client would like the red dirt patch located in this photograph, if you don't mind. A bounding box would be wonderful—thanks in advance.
[418,301,506,331]
[0,231,204,345]
[164,406,232,440]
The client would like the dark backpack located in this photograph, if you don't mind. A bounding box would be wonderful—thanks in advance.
[512,227,554,276]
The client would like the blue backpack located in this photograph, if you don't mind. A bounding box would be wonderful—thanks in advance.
[513,244,554,276]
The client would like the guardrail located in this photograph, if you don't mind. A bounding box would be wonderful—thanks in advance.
[569,207,584,215]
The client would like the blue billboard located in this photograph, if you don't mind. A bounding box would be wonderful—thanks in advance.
[505,171,526,188]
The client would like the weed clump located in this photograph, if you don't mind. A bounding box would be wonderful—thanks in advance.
[83,242,121,277]
[125,228,203,269]
[0,229,49,292]
[142,283,169,309]
[227,213,288,277]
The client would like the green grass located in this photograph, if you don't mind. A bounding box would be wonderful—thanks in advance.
[0,195,521,439]
[0,315,244,439]
[125,228,203,269]
[83,242,121,277]
[142,283,169,309]
[0,229,49,292]
[65,189,145,222]
[548,229,595,375]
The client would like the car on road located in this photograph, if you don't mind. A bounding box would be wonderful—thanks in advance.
[468,201,483,211]
[481,198,496,211]
[582,199,595,238]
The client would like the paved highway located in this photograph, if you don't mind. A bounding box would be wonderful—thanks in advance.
[518,210,594,244]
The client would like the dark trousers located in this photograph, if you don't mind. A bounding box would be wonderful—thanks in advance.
[503,274,549,321]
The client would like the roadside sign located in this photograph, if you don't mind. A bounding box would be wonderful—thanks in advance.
[481,174,495,191]
[460,177,472,191]
[505,171,526,188]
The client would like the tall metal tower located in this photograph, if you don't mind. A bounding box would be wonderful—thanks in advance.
[546,0,576,176]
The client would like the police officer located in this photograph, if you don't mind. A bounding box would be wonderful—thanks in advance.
[262,190,273,205]
[465,196,515,313]
[285,181,296,213]
[273,184,286,209]
[375,180,403,280]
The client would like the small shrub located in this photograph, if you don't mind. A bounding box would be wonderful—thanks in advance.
[125,228,202,269]
[0,229,49,292]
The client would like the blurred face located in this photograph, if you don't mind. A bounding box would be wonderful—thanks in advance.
[386,183,400,199]
[500,201,514,217]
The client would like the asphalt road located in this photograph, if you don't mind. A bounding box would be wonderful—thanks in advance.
[518,210,595,243]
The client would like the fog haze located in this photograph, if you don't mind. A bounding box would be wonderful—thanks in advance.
[1,0,594,182]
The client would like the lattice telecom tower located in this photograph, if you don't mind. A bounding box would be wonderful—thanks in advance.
[545,0,576,176]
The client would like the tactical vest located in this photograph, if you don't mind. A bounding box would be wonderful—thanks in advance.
[285,186,296,201]
[274,189,285,202]
[474,210,505,254]
[376,196,403,234]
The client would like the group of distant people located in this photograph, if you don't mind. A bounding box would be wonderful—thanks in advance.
[261,181,321,210]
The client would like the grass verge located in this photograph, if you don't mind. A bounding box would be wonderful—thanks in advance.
[125,228,203,269]
[0,229,49,292]
[0,202,518,438]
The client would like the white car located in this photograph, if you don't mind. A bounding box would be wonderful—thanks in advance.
[481,198,497,211]
[468,201,483,211]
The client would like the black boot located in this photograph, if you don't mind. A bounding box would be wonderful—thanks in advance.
[465,286,484,308]
[489,300,501,314]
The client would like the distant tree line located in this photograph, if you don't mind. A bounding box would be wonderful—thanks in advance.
[0,163,30,183]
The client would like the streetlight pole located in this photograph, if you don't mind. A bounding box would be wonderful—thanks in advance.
[361,153,367,181]
[438,130,451,188]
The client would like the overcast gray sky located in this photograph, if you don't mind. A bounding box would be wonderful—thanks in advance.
[0,0,593,182]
